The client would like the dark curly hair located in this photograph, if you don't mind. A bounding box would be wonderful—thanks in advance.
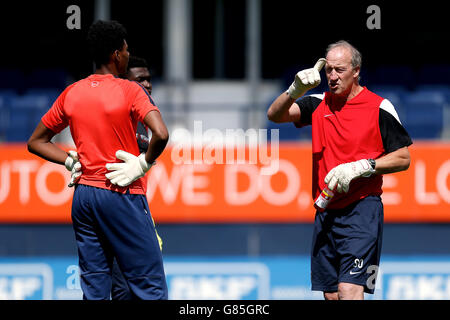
[86,20,128,67]
[127,56,148,70]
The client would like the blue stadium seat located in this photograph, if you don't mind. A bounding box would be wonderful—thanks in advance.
[370,85,408,96]
[0,69,25,91]
[371,86,407,121]
[0,93,13,141]
[6,106,35,142]
[417,65,450,86]
[414,85,450,102]
[24,88,60,104]
[0,89,18,99]
[4,94,51,142]
[266,121,311,141]
[12,94,53,109]
[370,65,415,89]
[403,91,445,139]
[26,68,69,91]
[406,90,446,104]
[358,68,371,87]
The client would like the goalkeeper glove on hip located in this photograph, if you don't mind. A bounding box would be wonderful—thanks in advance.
[64,150,82,188]
[105,150,155,187]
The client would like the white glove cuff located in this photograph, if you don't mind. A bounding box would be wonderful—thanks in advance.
[138,153,155,173]
[287,86,306,100]
[361,159,376,177]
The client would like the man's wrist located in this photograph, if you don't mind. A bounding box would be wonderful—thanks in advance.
[360,158,376,178]
[138,153,155,172]
[367,158,376,171]
[287,86,306,100]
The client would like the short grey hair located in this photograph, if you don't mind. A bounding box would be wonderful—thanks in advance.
[326,40,362,81]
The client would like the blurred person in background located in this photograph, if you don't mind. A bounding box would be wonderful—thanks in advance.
[267,40,412,300]
[111,55,163,300]
[126,56,153,95]
[27,20,169,300]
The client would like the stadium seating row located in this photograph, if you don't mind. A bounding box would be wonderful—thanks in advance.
[0,85,449,142]
[0,69,69,94]
[0,90,58,142]
[6,64,450,93]
[366,65,450,89]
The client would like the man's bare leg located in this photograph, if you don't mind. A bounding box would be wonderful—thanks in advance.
[323,292,339,300]
[338,282,364,300]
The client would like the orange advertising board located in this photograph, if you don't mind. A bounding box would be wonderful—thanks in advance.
[0,143,449,223]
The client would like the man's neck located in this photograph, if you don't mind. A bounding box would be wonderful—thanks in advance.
[332,84,363,106]
[94,64,119,76]
[347,84,364,100]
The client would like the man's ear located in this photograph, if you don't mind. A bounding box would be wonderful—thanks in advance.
[114,50,121,61]
[110,50,121,65]
[353,66,360,80]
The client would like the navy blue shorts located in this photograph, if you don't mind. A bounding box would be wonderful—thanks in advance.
[311,195,383,294]
[111,257,132,300]
[71,184,168,300]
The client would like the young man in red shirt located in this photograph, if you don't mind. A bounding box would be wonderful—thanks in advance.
[267,40,412,300]
[28,21,169,300]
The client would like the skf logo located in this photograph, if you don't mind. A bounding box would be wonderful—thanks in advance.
[0,264,53,299]
[164,262,270,300]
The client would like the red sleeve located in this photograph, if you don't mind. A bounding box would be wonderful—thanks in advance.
[41,84,74,134]
[130,82,159,123]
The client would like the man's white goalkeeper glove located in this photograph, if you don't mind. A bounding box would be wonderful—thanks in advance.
[64,150,82,188]
[324,159,376,193]
[287,58,326,100]
[105,150,155,187]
